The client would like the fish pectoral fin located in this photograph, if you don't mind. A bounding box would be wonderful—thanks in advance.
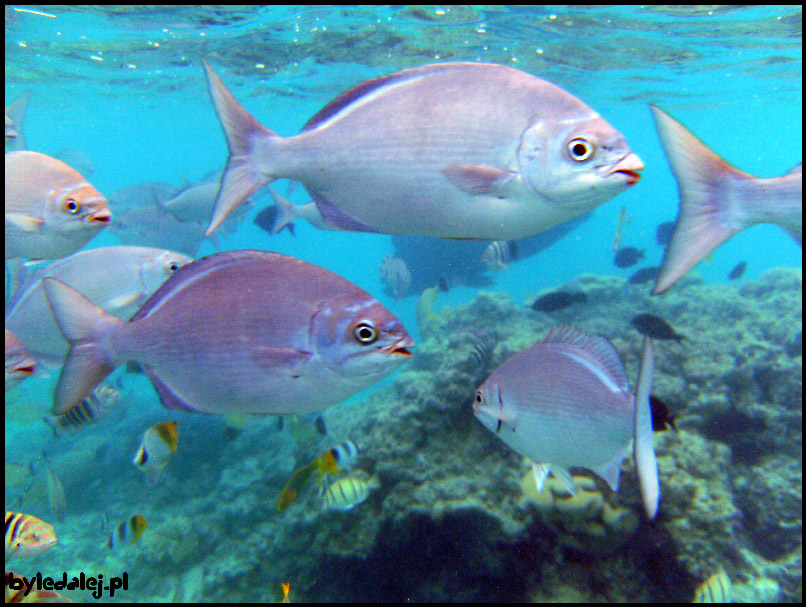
[250,346,312,375]
[105,292,143,311]
[531,462,551,493]
[440,164,516,196]
[551,467,577,497]
[6,213,44,233]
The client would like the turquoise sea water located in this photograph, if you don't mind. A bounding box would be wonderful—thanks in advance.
[5,5,802,603]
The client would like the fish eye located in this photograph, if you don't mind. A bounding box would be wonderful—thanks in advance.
[567,137,594,162]
[475,391,483,403]
[165,260,181,273]
[62,198,81,214]
[353,322,379,344]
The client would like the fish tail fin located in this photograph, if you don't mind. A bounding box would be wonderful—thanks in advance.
[41,278,120,415]
[650,105,750,295]
[203,61,280,236]
[267,188,298,235]
[633,336,660,519]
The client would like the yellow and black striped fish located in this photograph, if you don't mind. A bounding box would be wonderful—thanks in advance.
[43,383,122,436]
[693,569,731,603]
[323,475,380,511]
[5,511,57,560]
[107,514,147,549]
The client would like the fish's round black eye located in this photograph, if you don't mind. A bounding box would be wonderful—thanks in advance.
[475,392,483,403]
[354,322,378,344]
[567,137,594,161]
[63,198,80,214]
[166,261,180,273]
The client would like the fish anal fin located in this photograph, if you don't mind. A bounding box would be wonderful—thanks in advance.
[144,367,198,413]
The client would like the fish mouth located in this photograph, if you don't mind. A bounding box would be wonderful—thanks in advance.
[13,364,36,376]
[610,153,644,186]
[385,336,415,357]
[88,208,112,224]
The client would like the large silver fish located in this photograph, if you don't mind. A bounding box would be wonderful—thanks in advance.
[43,250,414,416]
[473,325,659,519]
[6,246,192,366]
[5,151,111,260]
[203,62,643,239]
[650,105,802,295]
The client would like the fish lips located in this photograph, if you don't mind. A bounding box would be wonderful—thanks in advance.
[610,153,644,186]
[382,335,415,358]
[87,207,112,224]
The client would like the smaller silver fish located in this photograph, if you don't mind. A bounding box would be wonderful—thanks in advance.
[323,475,380,511]
[379,254,412,301]
[45,466,66,523]
[5,151,111,260]
[650,105,802,295]
[473,325,659,519]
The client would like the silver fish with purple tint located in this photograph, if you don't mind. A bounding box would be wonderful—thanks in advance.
[473,325,659,519]
[203,61,643,240]
[6,246,192,367]
[649,105,802,295]
[5,151,111,260]
[379,254,411,301]
[42,250,414,416]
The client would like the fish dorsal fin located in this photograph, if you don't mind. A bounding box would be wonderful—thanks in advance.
[302,63,482,133]
[540,325,629,393]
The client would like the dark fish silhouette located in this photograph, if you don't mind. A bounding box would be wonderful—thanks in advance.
[628,266,662,284]
[531,291,587,313]
[727,261,747,280]
[650,395,677,431]
[614,246,645,268]
[254,205,296,236]
[655,221,675,246]
[631,313,685,342]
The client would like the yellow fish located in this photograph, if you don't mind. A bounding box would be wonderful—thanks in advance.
[693,569,731,603]
[5,512,57,561]
[107,514,147,549]
[323,475,380,511]
[276,441,358,511]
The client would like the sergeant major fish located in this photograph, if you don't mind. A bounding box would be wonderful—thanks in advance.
[42,250,413,416]
[323,475,381,511]
[473,325,659,519]
[649,105,802,295]
[203,61,643,240]
[277,440,359,511]
[5,151,111,260]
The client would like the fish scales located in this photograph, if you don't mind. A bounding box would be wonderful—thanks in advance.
[205,62,642,239]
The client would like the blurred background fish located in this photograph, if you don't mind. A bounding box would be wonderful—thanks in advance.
[481,240,517,272]
[6,246,192,366]
[133,422,179,484]
[44,381,125,437]
[277,441,359,511]
[4,91,30,151]
[379,254,411,301]
[107,514,147,549]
